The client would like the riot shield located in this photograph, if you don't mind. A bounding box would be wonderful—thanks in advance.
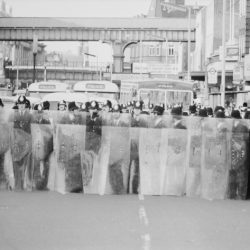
[129,125,140,194]
[55,124,86,194]
[10,127,32,190]
[161,128,188,196]
[185,116,203,197]
[99,126,130,194]
[0,121,11,190]
[201,118,231,200]
[31,124,53,190]
[139,127,163,195]
[82,114,102,194]
[228,119,249,200]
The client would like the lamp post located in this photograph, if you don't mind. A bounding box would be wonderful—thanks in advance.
[187,6,191,81]
[221,0,226,106]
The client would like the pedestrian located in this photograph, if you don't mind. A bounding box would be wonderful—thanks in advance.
[9,95,33,190]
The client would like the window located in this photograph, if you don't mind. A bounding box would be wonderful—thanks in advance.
[168,45,175,56]
[149,45,160,56]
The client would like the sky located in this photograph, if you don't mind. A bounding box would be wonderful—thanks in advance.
[5,0,151,61]
[6,0,151,17]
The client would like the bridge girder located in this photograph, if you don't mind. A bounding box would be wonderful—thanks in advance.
[0,28,195,42]
[0,17,195,42]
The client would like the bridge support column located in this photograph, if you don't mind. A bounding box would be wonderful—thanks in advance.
[112,41,125,73]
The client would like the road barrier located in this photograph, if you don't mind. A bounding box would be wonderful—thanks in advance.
[0,109,249,200]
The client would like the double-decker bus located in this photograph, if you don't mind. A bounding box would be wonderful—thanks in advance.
[120,78,194,110]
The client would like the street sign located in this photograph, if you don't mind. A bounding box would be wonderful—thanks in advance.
[160,2,187,13]
[207,67,217,84]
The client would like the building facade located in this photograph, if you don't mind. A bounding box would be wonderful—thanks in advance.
[190,0,249,108]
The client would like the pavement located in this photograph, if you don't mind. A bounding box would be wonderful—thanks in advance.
[0,191,250,250]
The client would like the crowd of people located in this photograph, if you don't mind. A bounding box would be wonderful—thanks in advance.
[1,95,250,121]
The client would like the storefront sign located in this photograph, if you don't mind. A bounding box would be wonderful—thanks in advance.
[233,62,243,84]
[207,66,217,84]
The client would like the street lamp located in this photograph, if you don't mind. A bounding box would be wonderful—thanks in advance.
[221,0,226,106]
[33,34,38,83]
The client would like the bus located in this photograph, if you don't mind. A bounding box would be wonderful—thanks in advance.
[120,78,194,111]
[73,81,120,101]
[28,81,69,99]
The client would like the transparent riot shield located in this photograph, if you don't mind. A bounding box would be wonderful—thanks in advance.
[82,114,102,194]
[55,124,86,194]
[10,127,32,190]
[129,123,140,194]
[101,112,131,128]
[185,116,203,197]
[201,118,231,200]
[31,123,53,190]
[228,119,249,200]
[0,121,12,190]
[98,126,130,195]
[161,128,188,196]
[139,127,163,195]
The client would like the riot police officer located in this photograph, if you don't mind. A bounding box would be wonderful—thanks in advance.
[9,95,33,190]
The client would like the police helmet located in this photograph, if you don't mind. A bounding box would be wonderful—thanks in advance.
[58,100,66,106]
[133,101,142,110]
[113,104,121,113]
[171,106,182,116]
[43,101,50,110]
[189,104,197,114]
[148,103,154,110]
[68,101,79,111]
[127,101,133,107]
[89,100,99,110]
[153,105,164,115]
[198,108,208,117]
[103,100,112,109]
[17,95,27,105]
[231,110,241,119]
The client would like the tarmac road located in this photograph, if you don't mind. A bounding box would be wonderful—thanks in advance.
[0,191,250,250]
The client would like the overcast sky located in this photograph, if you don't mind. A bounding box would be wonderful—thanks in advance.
[6,0,151,17]
[5,0,151,60]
